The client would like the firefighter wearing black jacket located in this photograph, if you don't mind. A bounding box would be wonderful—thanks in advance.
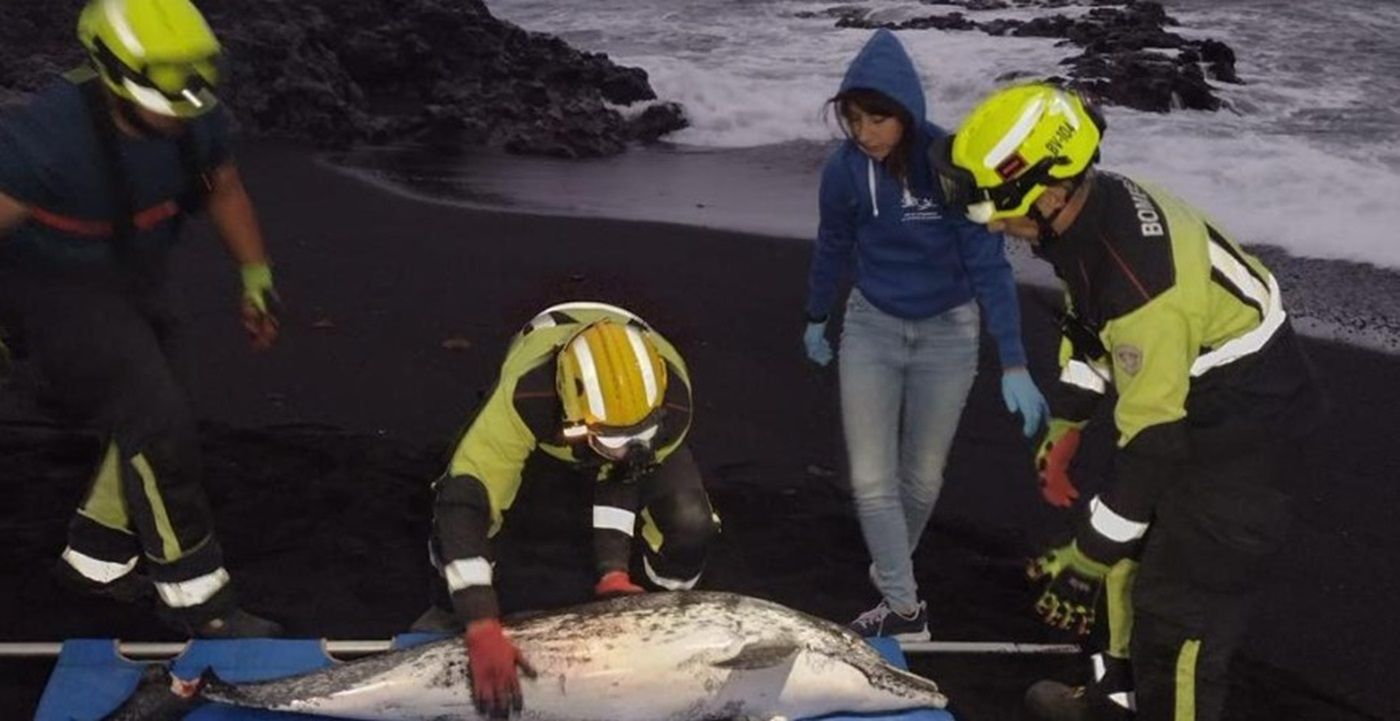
[933,83,1325,720]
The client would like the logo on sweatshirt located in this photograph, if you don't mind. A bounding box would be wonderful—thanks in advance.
[901,187,943,222]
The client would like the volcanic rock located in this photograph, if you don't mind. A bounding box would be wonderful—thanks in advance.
[0,0,686,157]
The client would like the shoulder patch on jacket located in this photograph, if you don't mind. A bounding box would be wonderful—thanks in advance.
[1113,344,1143,376]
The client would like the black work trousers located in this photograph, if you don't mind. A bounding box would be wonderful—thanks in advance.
[0,268,234,624]
[592,445,720,589]
[429,445,720,618]
[1129,440,1295,721]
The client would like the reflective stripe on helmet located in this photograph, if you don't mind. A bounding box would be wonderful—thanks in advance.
[568,333,609,421]
[122,78,175,115]
[103,0,146,57]
[625,325,659,406]
[984,95,1046,171]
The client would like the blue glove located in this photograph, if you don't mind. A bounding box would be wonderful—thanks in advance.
[1002,368,1048,438]
[803,321,833,366]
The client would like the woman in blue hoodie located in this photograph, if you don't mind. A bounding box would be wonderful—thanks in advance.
[804,30,1047,640]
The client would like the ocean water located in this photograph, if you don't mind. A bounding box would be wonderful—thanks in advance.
[333,0,1400,346]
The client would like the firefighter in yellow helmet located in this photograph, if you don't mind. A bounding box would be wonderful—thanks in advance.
[418,302,719,718]
[933,83,1324,721]
[0,0,280,637]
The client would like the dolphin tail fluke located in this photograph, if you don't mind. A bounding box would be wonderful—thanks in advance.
[101,663,207,721]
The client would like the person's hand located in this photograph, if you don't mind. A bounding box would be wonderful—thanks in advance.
[803,321,833,366]
[1035,418,1086,508]
[595,570,646,598]
[1001,368,1048,438]
[465,618,536,718]
[239,263,281,351]
[1026,542,1109,636]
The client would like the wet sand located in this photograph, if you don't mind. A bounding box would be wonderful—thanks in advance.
[0,142,1395,720]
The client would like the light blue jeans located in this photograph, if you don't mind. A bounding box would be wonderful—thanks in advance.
[839,289,980,614]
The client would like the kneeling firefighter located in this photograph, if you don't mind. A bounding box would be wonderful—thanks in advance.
[419,301,721,718]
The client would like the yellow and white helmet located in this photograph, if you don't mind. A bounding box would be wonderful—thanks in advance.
[931,83,1104,223]
[77,0,222,118]
[556,313,668,460]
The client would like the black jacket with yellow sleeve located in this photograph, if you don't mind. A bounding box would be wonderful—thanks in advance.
[1040,172,1322,563]
[431,305,692,622]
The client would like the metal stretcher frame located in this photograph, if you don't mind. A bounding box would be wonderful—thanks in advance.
[0,639,1081,658]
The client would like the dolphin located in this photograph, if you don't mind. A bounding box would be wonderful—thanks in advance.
[103,591,947,721]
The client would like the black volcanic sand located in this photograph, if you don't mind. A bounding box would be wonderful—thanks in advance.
[1,144,1396,720]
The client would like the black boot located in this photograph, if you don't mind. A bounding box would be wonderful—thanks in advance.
[1025,654,1135,721]
[1026,681,1097,721]
[187,608,284,639]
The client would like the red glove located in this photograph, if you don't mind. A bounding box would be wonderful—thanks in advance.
[465,619,535,718]
[1036,419,1085,508]
[594,570,645,598]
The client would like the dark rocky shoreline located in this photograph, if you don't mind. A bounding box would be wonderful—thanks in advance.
[2,0,1242,157]
[0,0,687,157]
[810,0,1241,112]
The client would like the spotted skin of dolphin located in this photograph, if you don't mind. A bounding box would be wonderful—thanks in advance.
[104,591,948,721]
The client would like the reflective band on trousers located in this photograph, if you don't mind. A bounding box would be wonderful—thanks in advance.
[62,547,137,584]
[444,557,493,593]
[593,506,637,536]
[1089,496,1149,544]
[643,555,700,591]
[155,567,230,609]
[1192,250,1286,377]
[1060,359,1109,394]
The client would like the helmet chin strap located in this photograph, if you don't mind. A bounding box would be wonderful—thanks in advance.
[1029,204,1061,246]
[1027,174,1087,248]
[114,96,169,138]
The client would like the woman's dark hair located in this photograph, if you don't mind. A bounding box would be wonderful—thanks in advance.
[826,87,916,184]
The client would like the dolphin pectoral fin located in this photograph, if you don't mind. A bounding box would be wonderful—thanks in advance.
[711,639,801,670]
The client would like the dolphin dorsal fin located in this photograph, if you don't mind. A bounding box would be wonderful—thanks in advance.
[711,638,801,670]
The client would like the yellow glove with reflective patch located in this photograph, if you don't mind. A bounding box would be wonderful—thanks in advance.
[239,263,281,351]
[1027,541,1110,636]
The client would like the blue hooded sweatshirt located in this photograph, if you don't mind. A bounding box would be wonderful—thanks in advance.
[806,29,1026,368]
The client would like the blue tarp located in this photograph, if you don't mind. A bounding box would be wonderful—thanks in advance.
[37,634,955,721]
